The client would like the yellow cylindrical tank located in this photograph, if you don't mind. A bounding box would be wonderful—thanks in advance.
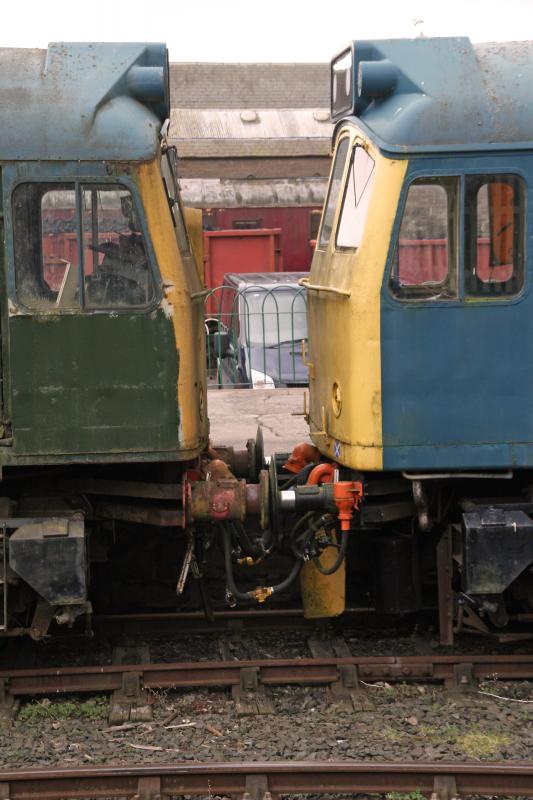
[300,533,346,618]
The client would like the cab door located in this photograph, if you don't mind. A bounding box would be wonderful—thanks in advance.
[380,160,529,470]
[5,166,180,459]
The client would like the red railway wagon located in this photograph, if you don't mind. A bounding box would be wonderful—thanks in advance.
[203,228,284,314]
[203,207,321,272]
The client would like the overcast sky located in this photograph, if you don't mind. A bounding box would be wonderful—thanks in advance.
[4,0,533,61]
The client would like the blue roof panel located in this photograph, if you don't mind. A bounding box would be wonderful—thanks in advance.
[336,38,533,153]
[0,42,169,161]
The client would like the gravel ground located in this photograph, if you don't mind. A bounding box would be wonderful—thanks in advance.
[0,680,531,769]
[0,624,531,778]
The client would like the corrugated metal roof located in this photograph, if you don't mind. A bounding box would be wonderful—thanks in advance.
[170,108,332,139]
[169,108,332,157]
[180,178,327,208]
[170,63,329,109]
[174,139,331,158]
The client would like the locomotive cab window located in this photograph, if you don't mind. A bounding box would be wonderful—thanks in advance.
[13,182,155,310]
[81,187,153,308]
[464,174,525,298]
[336,145,375,250]
[390,177,458,300]
[318,136,350,249]
[14,184,80,309]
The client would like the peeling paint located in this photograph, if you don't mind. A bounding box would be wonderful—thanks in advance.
[0,44,169,162]
[161,298,174,319]
[37,386,65,395]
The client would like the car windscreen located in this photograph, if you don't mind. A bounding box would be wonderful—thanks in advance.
[240,287,307,347]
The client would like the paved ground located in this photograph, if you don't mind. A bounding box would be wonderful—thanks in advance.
[207,388,311,454]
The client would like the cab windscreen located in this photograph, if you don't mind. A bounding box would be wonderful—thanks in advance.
[331,49,353,121]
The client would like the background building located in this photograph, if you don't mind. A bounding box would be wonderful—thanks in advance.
[169,62,332,273]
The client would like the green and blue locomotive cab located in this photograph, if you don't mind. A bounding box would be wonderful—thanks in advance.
[0,43,207,466]
[0,44,208,636]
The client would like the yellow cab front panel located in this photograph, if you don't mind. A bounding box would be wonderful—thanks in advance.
[306,125,407,471]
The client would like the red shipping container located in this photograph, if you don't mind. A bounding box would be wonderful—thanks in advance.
[203,228,283,313]
[203,208,320,271]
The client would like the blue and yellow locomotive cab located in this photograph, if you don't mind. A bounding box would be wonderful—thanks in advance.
[303,38,533,638]
[308,37,533,472]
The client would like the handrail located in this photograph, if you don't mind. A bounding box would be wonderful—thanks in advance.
[190,288,211,300]
[298,277,351,298]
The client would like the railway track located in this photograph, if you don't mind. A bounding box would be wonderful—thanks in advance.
[91,607,378,636]
[1,653,532,705]
[89,607,533,641]
[2,611,532,718]
[0,759,531,799]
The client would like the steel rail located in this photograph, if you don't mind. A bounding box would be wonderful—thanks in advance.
[91,606,380,636]
[1,653,532,697]
[0,760,532,799]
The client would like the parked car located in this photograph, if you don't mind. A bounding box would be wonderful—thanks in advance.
[208,272,309,388]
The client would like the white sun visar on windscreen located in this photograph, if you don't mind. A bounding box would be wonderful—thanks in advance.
[336,146,375,250]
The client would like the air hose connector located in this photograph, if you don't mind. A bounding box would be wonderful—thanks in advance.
[333,481,363,531]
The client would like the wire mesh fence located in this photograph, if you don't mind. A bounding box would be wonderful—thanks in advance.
[205,277,309,389]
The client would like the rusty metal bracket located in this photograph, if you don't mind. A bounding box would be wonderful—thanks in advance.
[433,773,458,800]
[0,678,18,722]
[328,664,374,712]
[445,662,477,694]
[218,637,236,662]
[437,527,455,646]
[109,671,152,726]
[245,774,270,800]
[133,776,162,800]
[176,528,195,595]
[29,598,55,641]
[232,667,274,715]
[307,636,350,659]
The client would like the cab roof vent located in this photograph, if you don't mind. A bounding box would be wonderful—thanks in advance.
[330,37,533,154]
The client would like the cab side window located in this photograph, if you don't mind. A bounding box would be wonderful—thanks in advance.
[13,182,155,310]
[318,137,350,248]
[464,175,525,298]
[390,173,525,303]
[82,187,153,308]
[390,178,458,300]
[14,184,80,310]
[41,188,80,308]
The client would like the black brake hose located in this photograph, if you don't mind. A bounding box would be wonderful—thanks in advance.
[291,513,334,560]
[312,530,349,576]
[222,525,302,602]
[279,462,317,490]
[270,556,303,594]
[289,511,315,558]
[231,520,264,558]
[222,525,254,602]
